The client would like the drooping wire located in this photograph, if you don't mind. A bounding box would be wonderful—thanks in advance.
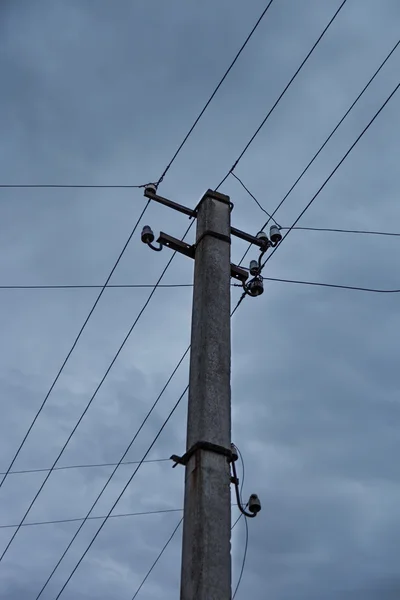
[0,284,194,290]
[231,173,281,226]
[235,36,400,266]
[38,269,248,597]
[260,80,400,273]
[232,517,249,599]
[33,345,191,599]
[0,200,150,493]
[155,0,276,187]
[215,0,348,191]
[0,0,276,511]
[129,494,247,599]
[232,446,249,599]
[261,277,400,294]
[0,220,194,565]
[131,517,184,600]
[51,385,189,600]
[0,457,170,477]
[1,509,183,530]
[281,226,400,237]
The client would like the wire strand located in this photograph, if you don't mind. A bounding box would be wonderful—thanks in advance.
[281,226,400,237]
[0,509,183,530]
[52,385,189,600]
[215,0,348,190]
[156,0,276,187]
[236,36,400,266]
[131,517,183,600]
[262,276,400,294]
[261,80,400,272]
[0,457,170,477]
[0,220,194,566]
[231,173,281,226]
[0,200,150,494]
[33,350,191,599]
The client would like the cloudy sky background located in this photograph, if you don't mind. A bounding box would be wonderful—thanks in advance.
[0,0,399,598]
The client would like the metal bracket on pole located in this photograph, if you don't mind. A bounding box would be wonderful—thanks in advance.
[157,232,248,283]
[170,441,234,468]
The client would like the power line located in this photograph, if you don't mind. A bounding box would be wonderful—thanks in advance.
[0,457,170,477]
[0,184,149,189]
[231,173,281,226]
[260,80,400,272]
[281,226,400,237]
[155,0,276,187]
[0,221,194,566]
[235,36,400,266]
[215,0,348,190]
[39,273,249,597]
[232,517,249,599]
[0,2,278,500]
[261,277,400,294]
[131,517,183,600]
[51,385,189,600]
[0,283,194,290]
[34,345,190,599]
[0,508,183,530]
[130,503,246,599]
[0,200,150,494]
[0,2,275,191]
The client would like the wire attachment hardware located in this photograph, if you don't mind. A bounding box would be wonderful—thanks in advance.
[170,441,234,468]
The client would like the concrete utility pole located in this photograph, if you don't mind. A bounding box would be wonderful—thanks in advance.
[141,186,271,600]
[181,191,232,599]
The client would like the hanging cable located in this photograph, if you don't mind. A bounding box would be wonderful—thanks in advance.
[0,457,170,477]
[50,385,188,600]
[260,79,400,273]
[33,346,190,599]
[281,226,400,237]
[261,277,400,294]
[0,0,278,512]
[0,200,150,493]
[235,36,400,266]
[215,0,348,191]
[0,509,183,530]
[155,0,276,187]
[0,219,194,565]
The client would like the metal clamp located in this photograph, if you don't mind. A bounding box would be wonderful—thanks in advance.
[170,441,233,468]
[195,230,231,249]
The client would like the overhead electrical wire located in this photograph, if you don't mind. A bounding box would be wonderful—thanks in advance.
[215,0,348,191]
[0,0,277,537]
[261,277,400,294]
[234,36,400,265]
[0,221,193,566]
[0,457,170,477]
[281,226,400,237]
[155,0,276,187]
[49,385,189,600]
[130,498,246,599]
[33,343,190,599]
[0,508,183,530]
[259,80,400,273]
[232,447,249,600]
[131,517,184,600]
[0,1,275,191]
[0,200,150,493]
[37,292,248,597]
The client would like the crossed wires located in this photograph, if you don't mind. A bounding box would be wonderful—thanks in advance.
[26,2,386,595]
[0,0,275,565]
[7,1,397,596]
[232,35,400,268]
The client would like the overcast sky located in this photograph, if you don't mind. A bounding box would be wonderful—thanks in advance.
[0,0,399,598]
